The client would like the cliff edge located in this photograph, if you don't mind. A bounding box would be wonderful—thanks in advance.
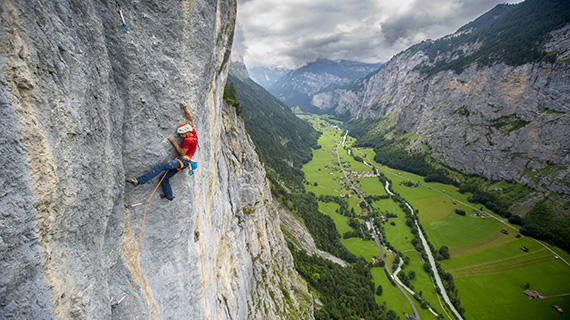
[0,1,310,319]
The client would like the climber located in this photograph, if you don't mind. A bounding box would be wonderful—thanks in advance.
[126,101,197,200]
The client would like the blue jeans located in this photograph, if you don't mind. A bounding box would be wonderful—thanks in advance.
[136,158,190,199]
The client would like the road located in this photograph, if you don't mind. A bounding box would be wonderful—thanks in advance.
[382,178,464,320]
[337,131,422,320]
[369,161,570,269]
[359,157,462,320]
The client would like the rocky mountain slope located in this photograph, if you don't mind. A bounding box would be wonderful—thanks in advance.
[0,1,311,319]
[267,59,383,112]
[249,66,290,89]
[311,1,570,200]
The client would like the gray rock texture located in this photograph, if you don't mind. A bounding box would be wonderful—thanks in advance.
[312,27,570,199]
[0,1,311,319]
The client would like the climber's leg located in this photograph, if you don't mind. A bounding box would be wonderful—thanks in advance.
[136,159,181,185]
[160,170,180,200]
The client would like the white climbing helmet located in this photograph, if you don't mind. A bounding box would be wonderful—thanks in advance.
[177,124,193,134]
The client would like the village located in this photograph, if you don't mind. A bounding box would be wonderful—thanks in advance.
[322,149,376,198]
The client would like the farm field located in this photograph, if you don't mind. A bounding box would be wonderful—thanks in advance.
[300,115,570,320]
[370,267,415,316]
[302,117,442,319]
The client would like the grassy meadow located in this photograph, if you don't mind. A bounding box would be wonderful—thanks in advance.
[299,115,570,320]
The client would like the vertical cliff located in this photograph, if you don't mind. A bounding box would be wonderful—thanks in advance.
[311,22,570,200]
[0,1,311,319]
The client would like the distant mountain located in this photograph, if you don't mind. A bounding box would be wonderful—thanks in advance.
[228,62,320,191]
[249,66,291,89]
[309,0,570,248]
[267,59,383,112]
[229,57,250,78]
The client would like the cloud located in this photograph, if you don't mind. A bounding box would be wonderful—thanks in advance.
[235,0,522,69]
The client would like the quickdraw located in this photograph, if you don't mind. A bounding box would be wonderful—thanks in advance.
[116,2,128,31]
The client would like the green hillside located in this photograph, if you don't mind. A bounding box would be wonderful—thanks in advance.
[227,73,320,191]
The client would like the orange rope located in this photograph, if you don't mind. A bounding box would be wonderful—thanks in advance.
[128,170,169,320]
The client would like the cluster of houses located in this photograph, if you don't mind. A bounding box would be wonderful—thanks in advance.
[338,174,372,197]
[314,120,342,132]
[325,161,376,198]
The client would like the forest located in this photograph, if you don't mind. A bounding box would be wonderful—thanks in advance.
[288,243,397,320]
[226,75,320,192]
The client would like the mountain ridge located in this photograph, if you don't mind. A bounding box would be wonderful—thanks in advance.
[227,62,320,191]
[308,0,570,202]
[266,58,383,112]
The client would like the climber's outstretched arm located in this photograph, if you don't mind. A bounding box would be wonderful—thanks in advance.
[180,101,194,128]
[168,136,189,156]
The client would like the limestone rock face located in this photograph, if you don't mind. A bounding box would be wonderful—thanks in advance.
[312,28,570,198]
[0,1,311,319]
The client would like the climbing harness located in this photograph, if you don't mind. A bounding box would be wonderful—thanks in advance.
[175,156,198,176]
[175,157,186,172]
[116,2,128,31]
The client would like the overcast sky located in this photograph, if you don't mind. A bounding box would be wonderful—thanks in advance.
[234,0,523,69]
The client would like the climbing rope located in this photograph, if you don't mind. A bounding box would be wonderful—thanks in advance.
[127,170,169,320]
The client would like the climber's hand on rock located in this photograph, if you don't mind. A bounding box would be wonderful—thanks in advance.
[180,101,188,110]
[167,136,177,144]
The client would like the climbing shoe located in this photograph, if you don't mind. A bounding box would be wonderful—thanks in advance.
[126,177,139,186]
[160,194,175,201]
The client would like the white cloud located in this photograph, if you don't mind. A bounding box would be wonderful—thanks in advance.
[235,0,523,69]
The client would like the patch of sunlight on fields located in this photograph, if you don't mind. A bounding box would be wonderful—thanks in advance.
[384,218,415,252]
[359,177,388,196]
[341,238,379,261]
[372,198,403,215]
[411,195,456,223]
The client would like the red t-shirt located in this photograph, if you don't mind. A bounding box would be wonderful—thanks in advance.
[181,128,198,158]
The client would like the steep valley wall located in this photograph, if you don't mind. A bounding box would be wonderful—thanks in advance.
[0,1,311,319]
[312,32,570,201]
